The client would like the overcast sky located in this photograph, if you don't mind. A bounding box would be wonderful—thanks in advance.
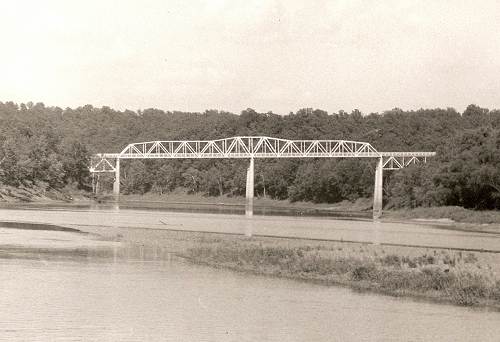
[1,0,499,115]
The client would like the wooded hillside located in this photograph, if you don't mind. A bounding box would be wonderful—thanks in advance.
[0,101,499,209]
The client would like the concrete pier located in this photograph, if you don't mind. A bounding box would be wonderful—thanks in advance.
[372,157,383,219]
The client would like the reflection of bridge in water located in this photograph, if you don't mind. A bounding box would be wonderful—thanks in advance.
[89,136,436,219]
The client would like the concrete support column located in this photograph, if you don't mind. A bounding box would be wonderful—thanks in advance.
[373,157,383,220]
[113,158,120,196]
[245,157,254,218]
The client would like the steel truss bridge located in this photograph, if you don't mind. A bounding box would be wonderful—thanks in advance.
[90,136,436,219]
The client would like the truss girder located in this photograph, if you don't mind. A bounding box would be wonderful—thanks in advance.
[381,154,433,170]
[89,137,436,172]
[117,136,384,159]
[89,154,119,173]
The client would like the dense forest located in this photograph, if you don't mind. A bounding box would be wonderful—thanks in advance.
[0,101,499,209]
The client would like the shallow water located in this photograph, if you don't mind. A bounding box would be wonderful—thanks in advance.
[1,244,499,342]
[1,205,500,341]
[0,201,371,218]
[0,205,499,251]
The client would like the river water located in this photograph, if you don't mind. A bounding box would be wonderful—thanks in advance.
[0,204,499,251]
[1,205,500,341]
[2,251,500,341]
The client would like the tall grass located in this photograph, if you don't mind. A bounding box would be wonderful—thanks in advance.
[186,243,500,307]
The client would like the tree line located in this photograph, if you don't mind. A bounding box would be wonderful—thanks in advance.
[0,101,499,209]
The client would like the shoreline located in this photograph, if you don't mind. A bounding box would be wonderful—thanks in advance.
[2,188,500,227]
[4,223,497,310]
[2,197,500,237]
[3,202,500,240]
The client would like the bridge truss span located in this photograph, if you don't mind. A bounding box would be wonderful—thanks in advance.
[89,136,436,219]
[118,136,380,159]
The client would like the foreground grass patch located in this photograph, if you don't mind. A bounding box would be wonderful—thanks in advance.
[184,241,500,308]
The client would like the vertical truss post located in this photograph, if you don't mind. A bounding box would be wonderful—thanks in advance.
[113,158,120,197]
[245,157,254,218]
[373,157,383,219]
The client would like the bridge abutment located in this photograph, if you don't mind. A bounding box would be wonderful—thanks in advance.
[113,158,120,196]
[373,157,383,219]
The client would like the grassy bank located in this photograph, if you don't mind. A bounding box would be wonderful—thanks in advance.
[0,184,72,202]
[183,239,500,308]
[0,183,92,203]
[386,206,500,225]
[81,226,500,309]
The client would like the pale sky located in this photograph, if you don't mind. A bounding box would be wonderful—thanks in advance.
[1,0,500,114]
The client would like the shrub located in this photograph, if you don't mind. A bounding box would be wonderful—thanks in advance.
[377,269,414,291]
[441,253,456,266]
[380,254,401,267]
[420,267,455,291]
[463,253,478,264]
[447,272,490,306]
[350,263,377,281]
[416,254,436,266]
[491,281,500,301]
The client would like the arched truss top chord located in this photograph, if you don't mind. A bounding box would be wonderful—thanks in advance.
[89,136,436,172]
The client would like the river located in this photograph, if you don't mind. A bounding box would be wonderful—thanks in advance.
[1,204,500,341]
[0,203,499,251]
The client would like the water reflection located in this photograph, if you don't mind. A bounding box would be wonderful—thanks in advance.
[245,202,254,237]
[0,230,174,266]
[372,219,382,245]
[108,243,176,264]
[3,201,371,219]
[1,206,499,251]
[244,218,253,237]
